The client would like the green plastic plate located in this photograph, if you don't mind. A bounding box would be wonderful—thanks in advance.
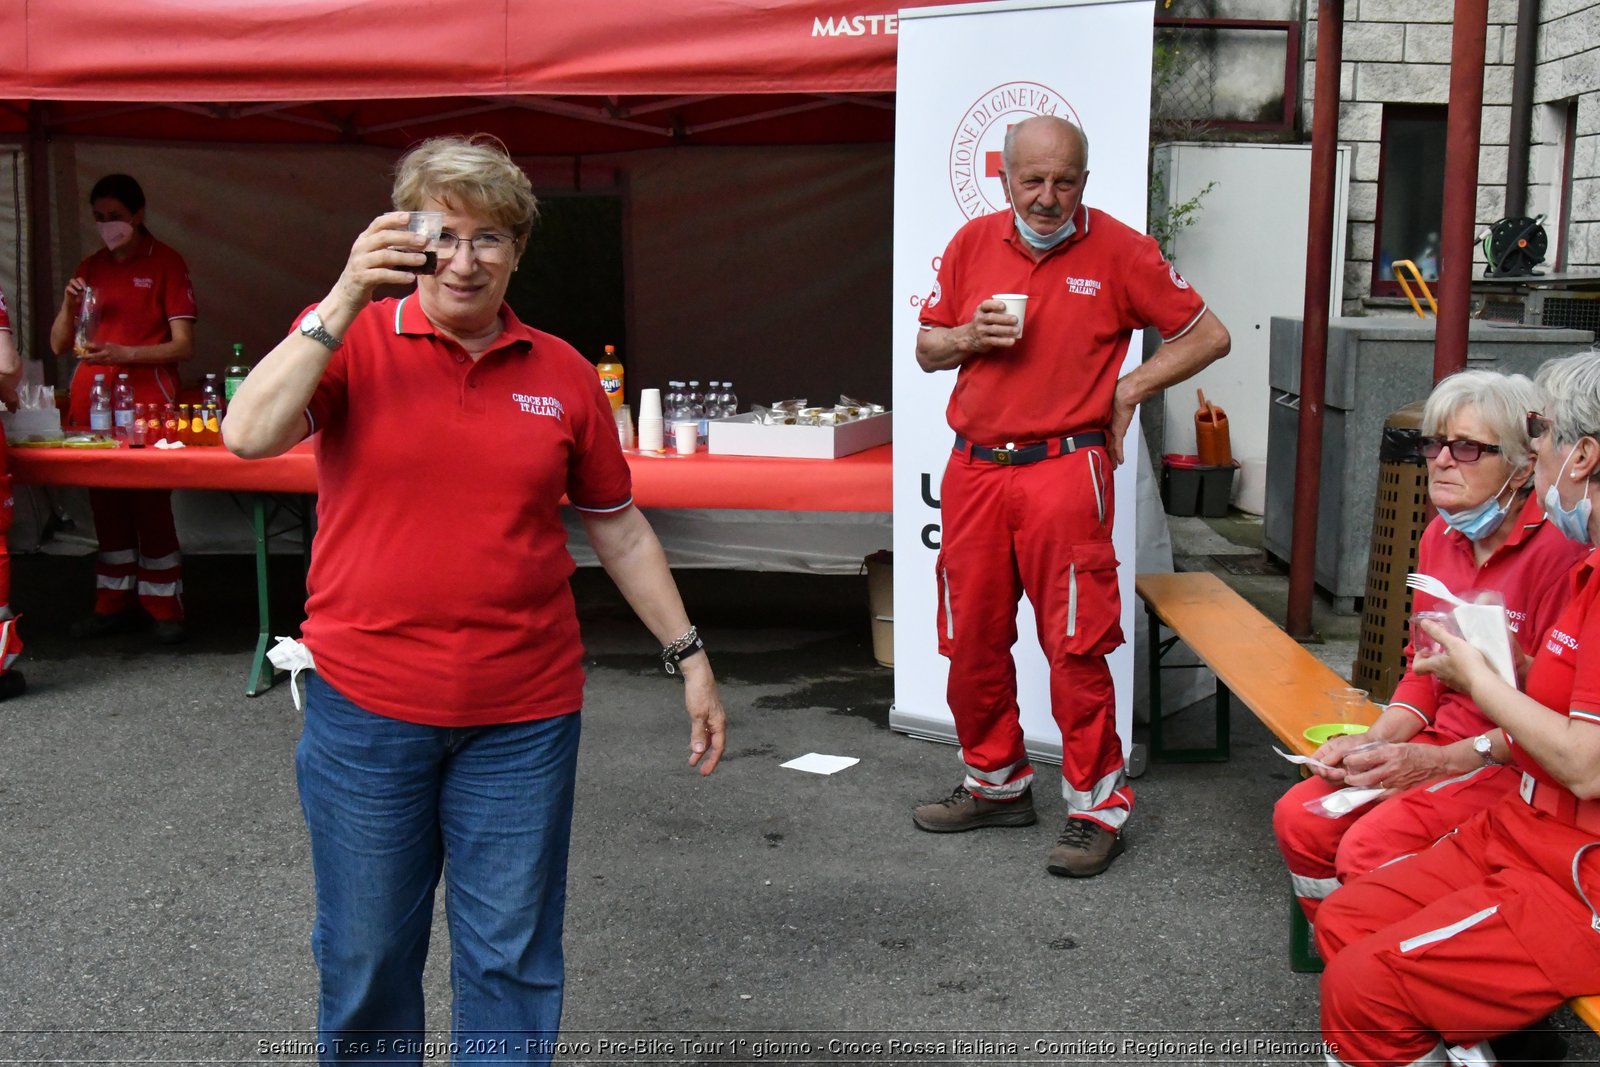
[1302,722,1371,745]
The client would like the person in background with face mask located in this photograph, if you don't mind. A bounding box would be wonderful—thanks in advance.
[910,114,1229,877]
[48,174,195,643]
[1273,370,1585,926]
[1313,350,1600,1067]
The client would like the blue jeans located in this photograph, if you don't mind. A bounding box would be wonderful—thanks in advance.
[296,672,580,1065]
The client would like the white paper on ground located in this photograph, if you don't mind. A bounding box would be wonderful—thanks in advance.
[1273,745,1334,773]
[780,753,860,775]
[1450,603,1518,687]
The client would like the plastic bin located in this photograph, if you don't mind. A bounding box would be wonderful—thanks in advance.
[1162,454,1237,518]
[865,550,893,668]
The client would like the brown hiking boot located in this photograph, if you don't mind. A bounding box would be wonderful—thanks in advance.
[1046,817,1125,877]
[912,784,1036,833]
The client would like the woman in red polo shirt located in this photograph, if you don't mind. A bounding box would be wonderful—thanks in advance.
[1313,349,1600,1066]
[223,135,727,1063]
[1273,370,1584,923]
[48,173,195,642]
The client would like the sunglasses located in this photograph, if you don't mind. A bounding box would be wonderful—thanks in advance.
[1419,435,1502,463]
[1527,411,1600,443]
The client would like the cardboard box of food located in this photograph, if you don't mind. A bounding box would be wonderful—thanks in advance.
[707,411,892,460]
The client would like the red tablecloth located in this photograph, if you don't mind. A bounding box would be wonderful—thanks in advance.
[8,442,894,513]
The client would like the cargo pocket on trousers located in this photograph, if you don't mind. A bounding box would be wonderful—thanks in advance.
[1062,540,1123,656]
[935,552,954,658]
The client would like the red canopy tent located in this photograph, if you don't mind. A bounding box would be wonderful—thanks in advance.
[0,0,963,370]
[0,1,963,152]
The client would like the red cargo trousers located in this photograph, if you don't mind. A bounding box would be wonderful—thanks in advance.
[936,443,1132,829]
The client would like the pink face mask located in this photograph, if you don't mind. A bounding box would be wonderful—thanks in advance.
[97,221,135,251]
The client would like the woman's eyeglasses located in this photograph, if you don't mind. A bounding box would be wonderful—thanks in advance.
[1418,435,1502,463]
[437,231,516,264]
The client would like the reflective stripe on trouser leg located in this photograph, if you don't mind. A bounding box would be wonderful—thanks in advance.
[1274,774,1358,922]
[938,456,1032,799]
[1007,448,1130,829]
[90,489,142,615]
[961,756,1033,801]
[1317,809,1585,1066]
[132,489,183,622]
[0,616,23,672]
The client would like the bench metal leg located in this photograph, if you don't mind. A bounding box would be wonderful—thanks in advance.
[1147,604,1166,758]
[246,494,283,698]
[1147,602,1231,763]
[1290,892,1323,973]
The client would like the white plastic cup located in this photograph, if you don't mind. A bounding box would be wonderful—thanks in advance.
[673,420,697,455]
[637,417,665,452]
[993,293,1028,338]
[638,388,663,421]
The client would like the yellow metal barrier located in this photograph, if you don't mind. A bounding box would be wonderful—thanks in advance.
[1392,259,1438,319]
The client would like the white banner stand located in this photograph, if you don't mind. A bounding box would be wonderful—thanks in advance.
[889,0,1157,765]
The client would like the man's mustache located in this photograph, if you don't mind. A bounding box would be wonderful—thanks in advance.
[1028,204,1064,218]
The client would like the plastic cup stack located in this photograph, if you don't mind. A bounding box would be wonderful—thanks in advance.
[637,389,665,452]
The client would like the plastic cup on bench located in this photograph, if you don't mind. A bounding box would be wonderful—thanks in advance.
[1303,687,1372,746]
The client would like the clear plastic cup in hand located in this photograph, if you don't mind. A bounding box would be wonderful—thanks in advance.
[74,285,99,356]
[1410,609,1461,657]
[402,211,444,275]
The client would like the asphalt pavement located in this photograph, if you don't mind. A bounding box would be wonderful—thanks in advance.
[1,541,1594,1066]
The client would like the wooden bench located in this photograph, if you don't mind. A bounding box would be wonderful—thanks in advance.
[1138,571,1600,1032]
[1136,571,1381,972]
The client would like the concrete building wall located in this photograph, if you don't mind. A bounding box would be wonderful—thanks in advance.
[1303,0,1600,310]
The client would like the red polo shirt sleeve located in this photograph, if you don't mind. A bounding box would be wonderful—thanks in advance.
[919,231,967,332]
[1118,234,1208,341]
[157,245,198,322]
[565,378,632,513]
[1567,563,1600,724]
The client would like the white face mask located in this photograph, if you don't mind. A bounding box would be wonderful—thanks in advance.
[1543,444,1594,544]
[1013,210,1075,251]
[97,221,135,251]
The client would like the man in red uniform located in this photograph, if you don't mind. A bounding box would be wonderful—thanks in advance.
[910,115,1229,876]
[48,174,195,641]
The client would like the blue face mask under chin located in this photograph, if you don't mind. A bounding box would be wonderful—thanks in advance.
[1014,211,1075,251]
[1543,447,1594,544]
[1438,472,1516,542]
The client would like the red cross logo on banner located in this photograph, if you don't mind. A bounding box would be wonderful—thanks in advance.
[947,84,1080,219]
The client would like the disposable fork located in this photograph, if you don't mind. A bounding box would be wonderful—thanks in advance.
[1405,572,1471,608]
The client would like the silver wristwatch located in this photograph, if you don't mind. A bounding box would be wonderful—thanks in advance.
[1472,732,1502,767]
[298,309,343,350]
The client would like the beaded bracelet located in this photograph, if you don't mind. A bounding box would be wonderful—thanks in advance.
[660,626,705,675]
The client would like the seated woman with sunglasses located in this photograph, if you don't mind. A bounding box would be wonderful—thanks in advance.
[1274,370,1585,926]
[1314,350,1600,1067]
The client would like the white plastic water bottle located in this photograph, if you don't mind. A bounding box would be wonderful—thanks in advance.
[112,373,135,443]
[89,373,113,433]
[721,380,738,418]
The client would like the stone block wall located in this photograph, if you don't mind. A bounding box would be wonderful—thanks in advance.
[1305,1,1599,310]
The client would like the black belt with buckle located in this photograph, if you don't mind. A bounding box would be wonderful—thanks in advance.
[954,432,1107,466]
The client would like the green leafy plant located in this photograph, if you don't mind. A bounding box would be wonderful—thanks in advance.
[1149,172,1216,264]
